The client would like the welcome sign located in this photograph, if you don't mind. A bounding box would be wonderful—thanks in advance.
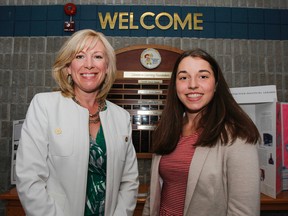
[0,4,287,39]
[97,11,203,31]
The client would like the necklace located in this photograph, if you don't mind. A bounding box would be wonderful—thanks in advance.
[72,97,105,124]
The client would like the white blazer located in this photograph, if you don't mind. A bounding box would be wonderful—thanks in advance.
[143,139,260,216]
[16,91,139,216]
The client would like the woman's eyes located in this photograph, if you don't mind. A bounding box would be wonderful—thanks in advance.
[179,76,187,80]
[75,54,104,59]
[178,75,209,80]
[75,54,84,59]
[94,55,103,59]
[200,75,209,79]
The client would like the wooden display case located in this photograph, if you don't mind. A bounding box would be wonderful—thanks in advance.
[113,45,183,156]
[1,187,288,216]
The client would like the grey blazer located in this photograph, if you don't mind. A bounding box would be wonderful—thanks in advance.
[143,139,260,216]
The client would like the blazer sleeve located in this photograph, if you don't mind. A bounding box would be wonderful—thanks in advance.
[15,94,65,216]
[142,189,151,216]
[142,154,162,216]
[226,140,260,216]
[113,112,139,216]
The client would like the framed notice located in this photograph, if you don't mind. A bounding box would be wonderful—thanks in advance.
[10,119,24,184]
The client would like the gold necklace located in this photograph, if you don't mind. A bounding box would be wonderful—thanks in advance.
[72,97,105,124]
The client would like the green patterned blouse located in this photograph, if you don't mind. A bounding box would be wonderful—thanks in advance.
[84,125,107,216]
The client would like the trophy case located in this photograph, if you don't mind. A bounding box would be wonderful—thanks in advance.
[110,45,183,158]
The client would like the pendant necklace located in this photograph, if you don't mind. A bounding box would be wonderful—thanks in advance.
[72,97,105,124]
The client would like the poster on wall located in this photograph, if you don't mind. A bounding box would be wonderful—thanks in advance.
[10,119,24,185]
[230,85,282,198]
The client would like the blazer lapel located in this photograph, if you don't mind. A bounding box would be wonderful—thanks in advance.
[99,107,115,216]
[150,155,162,216]
[183,147,210,215]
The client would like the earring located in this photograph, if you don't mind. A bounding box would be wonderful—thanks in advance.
[67,74,73,84]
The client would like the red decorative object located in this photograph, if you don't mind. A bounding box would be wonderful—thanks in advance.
[64,3,77,16]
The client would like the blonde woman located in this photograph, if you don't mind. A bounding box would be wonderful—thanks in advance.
[16,29,139,216]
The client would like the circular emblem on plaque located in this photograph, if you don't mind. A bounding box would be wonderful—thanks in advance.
[140,48,161,69]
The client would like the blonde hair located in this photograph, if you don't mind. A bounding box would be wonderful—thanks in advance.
[52,29,116,101]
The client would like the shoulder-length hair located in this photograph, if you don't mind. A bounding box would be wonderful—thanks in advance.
[52,29,116,101]
[153,48,260,155]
